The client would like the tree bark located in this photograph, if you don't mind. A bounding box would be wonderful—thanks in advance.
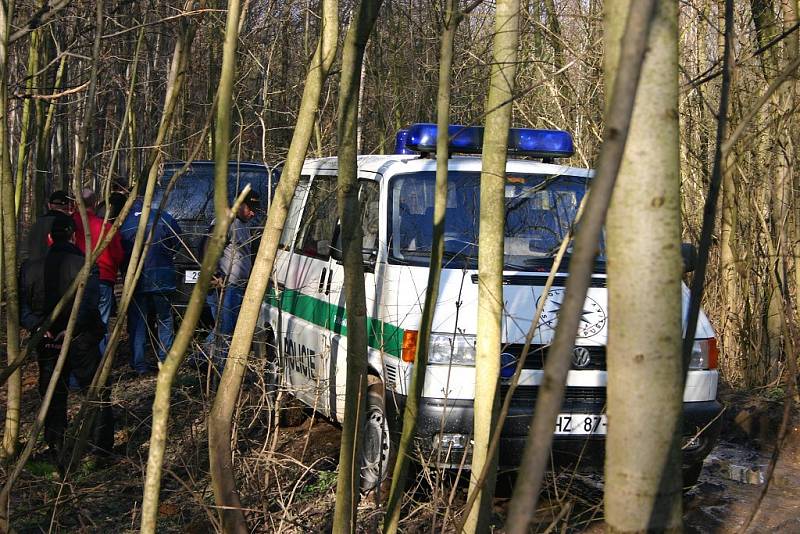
[604,1,683,531]
[0,0,20,462]
[14,22,38,222]
[332,2,383,532]
[505,2,658,531]
[207,1,338,531]
[140,1,237,532]
[464,1,520,532]
[383,2,465,531]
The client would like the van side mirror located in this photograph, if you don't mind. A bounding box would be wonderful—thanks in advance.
[330,243,342,262]
[362,249,377,272]
[681,243,697,273]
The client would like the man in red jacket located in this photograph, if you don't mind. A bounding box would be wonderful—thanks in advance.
[73,188,125,353]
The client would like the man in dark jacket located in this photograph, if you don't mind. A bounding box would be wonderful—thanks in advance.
[19,214,115,461]
[20,190,74,265]
[120,197,182,374]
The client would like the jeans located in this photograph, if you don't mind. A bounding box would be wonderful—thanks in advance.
[38,330,115,455]
[98,281,116,355]
[209,284,245,369]
[128,291,174,373]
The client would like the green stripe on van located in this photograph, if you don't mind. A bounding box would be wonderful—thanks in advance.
[266,288,404,358]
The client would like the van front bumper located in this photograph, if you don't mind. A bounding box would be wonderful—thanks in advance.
[385,391,722,470]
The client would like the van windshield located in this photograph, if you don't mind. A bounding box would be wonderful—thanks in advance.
[388,170,604,270]
[154,165,271,222]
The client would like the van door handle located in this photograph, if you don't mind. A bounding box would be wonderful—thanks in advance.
[318,268,327,293]
[325,268,334,295]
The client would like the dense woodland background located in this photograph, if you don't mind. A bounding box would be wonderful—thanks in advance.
[0,0,797,532]
[4,0,796,390]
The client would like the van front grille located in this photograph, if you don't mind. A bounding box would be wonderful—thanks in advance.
[502,344,606,370]
[499,385,606,410]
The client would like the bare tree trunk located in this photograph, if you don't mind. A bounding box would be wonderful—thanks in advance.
[63,24,148,471]
[465,1,520,532]
[88,1,200,413]
[207,1,337,530]
[140,1,239,532]
[34,48,63,219]
[0,1,104,525]
[750,0,795,384]
[604,1,683,530]
[0,0,20,462]
[14,23,38,221]
[505,3,658,531]
[786,0,799,300]
[383,1,467,531]
[718,1,741,378]
[332,3,383,532]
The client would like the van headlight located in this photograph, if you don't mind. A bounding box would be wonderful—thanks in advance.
[428,332,476,366]
[689,338,719,370]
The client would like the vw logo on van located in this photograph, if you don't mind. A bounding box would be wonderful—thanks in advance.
[572,346,591,368]
[500,352,517,380]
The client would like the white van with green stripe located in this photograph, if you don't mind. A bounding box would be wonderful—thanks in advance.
[259,123,722,490]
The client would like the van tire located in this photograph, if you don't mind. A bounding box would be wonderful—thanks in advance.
[359,378,393,494]
[264,328,280,404]
[682,462,704,489]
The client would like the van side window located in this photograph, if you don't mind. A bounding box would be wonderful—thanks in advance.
[295,175,338,259]
[360,181,380,261]
[279,176,310,249]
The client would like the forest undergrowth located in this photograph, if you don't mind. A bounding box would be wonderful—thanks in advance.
[0,333,795,533]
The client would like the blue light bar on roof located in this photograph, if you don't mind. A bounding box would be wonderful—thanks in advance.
[403,123,484,154]
[395,123,575,159]
[509,127,574,158]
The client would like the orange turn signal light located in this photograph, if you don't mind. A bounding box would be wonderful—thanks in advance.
[401,330,419,363]
[708,338,719,369]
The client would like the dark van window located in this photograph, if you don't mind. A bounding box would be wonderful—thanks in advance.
[154,163,271,222]
[279,177,310,249]
[360,181,380,257]
[295,175,338,259]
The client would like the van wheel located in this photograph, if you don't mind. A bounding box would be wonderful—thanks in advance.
[682,462,704,489]
[359,378,392,493]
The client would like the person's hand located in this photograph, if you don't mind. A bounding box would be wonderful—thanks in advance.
[210,274,224,289]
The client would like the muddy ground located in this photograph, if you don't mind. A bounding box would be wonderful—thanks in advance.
[1,352,797,533]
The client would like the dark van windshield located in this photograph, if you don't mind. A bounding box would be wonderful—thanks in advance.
[153,161,274,222]
[388,170,603,271]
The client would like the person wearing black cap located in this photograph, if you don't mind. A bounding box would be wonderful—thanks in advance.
[208,189,261,369]
[19,214,115,463]
[20,190,74,264]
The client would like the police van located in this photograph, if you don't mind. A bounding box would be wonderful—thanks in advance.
[259,123,722,491]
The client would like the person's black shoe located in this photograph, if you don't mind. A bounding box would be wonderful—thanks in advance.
[136,366,158,377]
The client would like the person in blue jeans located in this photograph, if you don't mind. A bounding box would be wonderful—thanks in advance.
[120,198,182,375]
[207,190,260,370]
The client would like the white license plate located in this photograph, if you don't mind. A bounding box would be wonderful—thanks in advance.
[554,413,607,435]
[184,270,200,284]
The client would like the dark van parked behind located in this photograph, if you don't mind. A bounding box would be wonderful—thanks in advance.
[152,160,277,317]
